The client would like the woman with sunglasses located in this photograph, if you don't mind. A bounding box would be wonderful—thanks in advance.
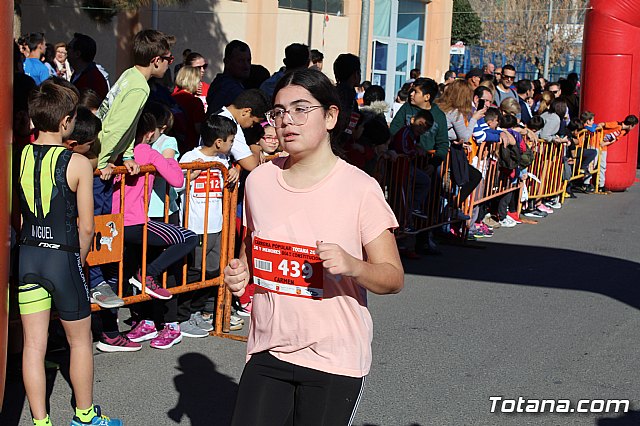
[183,52,210,107]
[224,68,404,425]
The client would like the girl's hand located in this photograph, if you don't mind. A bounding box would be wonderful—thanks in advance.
[224,258,249,296]
[227,167,239,186]
[316,241,361,278]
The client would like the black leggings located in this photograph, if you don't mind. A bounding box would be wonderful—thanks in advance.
[231,352,365,426]
[124,220,198,277]
[99,220,197,335]
[458,164,482,205]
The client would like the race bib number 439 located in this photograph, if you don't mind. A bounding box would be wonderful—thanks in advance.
[252,237,324,299]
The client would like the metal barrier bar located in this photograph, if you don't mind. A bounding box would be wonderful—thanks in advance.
[469,141,522,206]
[527,140,566,200]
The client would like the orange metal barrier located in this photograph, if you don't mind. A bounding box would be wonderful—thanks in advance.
[526,139,567,200]
[374,151,475,237]
[375,140,524,239]
[567,129,604,193]
[88,161,243,341]
[467,141,522,213]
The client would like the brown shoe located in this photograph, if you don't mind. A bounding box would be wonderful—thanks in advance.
[519,216,538,225]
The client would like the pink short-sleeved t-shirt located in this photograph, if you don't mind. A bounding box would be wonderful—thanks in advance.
[244,157,398,378]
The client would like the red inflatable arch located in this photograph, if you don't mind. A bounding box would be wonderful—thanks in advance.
[581,0,640,191]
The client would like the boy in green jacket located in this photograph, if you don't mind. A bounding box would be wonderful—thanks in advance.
[389,77,449,175]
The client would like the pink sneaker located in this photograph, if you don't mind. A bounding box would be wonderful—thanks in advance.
[150,323,182,349]
[129,270,173,300]
[537,204,553,214]
[96,333,142,352]
[237,301,252,317]
[126,320,158,342]
[478,223,493,237]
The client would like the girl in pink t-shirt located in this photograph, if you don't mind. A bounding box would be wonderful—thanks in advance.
[224,69,404,425]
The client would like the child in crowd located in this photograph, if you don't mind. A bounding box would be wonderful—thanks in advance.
[127,103,182,335]
[562,117,598,194]
[390,84,411,121]
[390,108,433,223]
[254,121,280,163]
[496,114,521,227]
[211,88,271,172]
[469,106,502,235]
[387,109,434,257]
[597,114,638,191]
[177,114,241,337]
[148,104,181,223]
[79,89,103,115]
[111,102,198,350]
[63,105,101,157]
[90,29,175,352]
[18,79,122,425]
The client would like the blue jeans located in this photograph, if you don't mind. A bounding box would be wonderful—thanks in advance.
[409,165,431,211]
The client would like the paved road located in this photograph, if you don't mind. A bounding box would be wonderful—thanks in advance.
[3,174,640,426]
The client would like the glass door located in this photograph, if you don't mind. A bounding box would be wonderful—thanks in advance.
[394,41,423,95]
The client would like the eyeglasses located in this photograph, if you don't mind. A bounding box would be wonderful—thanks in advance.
[495,72,502,76]
[550,90,559,94]
[158,55,175,64]
[266,105,324,126]
[502,75,515,80]
[194,63,209,70]
[261,135,278,142]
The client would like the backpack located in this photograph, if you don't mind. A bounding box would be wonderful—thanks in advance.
[499,144,520,170]
[519,144,534,168]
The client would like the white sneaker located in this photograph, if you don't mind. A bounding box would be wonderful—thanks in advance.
[499,218,516,228]
[503,215,518,226]
[545,201,562,209]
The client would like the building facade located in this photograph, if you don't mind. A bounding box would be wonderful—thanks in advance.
[20,0,451,100]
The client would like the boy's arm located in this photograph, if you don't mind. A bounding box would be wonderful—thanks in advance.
[144,145,184,188]
[97,88,148,170]
[484,128,503,143]
[389,103,408,137]
[69,154,95,265]
[430,112,451,168]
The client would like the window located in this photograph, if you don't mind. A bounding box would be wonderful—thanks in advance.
[373,0,391,37]
[278,0,344,15]
[397,0,426,40]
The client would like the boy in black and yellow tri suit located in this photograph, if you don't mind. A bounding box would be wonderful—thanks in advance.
[17,79,122,426]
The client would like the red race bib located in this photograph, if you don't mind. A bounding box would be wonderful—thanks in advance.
[252,237,324,299]
[193,170,222,199]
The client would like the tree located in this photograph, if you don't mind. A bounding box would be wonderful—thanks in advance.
[468,0,587,74]
[451,0,483,45]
